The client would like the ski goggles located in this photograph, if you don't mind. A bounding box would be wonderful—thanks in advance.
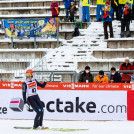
[26,73,33,76]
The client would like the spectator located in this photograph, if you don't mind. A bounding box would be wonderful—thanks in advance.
[69,2,76,22]
[79,66,93,83]
[119,57,133,83]
[102,1,114,39]
[109,67,122,83]
[120,2,131,37]
[79,0,83,21]
[131,61,134,80]
[128,0,133,9]
[94,70,109,83]
[111,0,119,20]
[63,0,73,19]
[132,61,134,69]
[81,0,90,22]
[132,2,134,20]
[50,0,59,17]
[118,0,126,18]
[96,0,105,21]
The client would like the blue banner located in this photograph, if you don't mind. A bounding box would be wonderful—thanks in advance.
[2,18,57,38]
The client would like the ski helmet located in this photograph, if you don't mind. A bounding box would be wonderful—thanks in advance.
[26,69,33,77]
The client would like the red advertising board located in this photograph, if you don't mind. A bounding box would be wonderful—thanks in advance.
[0,82,134,91]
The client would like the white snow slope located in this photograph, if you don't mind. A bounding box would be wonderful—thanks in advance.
[0,120,134,134]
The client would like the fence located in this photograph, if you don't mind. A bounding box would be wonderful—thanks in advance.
[23,70,134,83]
[34,70,77,82]
[0,67,134,82]
[0,58,47,81]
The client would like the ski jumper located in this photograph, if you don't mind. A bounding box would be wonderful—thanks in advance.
[22,78,47,128]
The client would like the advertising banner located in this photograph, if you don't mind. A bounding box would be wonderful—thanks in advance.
[0,82,134,91]
[127,91,134,120]
[0,82,134,121]
[0,89,127,120]
[2,18,57,38]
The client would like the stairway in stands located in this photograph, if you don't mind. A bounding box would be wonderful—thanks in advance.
[46,20,134,76]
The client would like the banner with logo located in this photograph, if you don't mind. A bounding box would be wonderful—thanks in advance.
[0,82,134,120]
[0,82,134,91]
[2,18,57,38]
[0,89,127,120]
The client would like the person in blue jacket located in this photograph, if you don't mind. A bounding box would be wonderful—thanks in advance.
[102,1,114,39]
[96,0,105,21]
[63,0,74,18]
[81,0,90,22]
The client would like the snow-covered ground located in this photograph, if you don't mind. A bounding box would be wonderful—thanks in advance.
[1,120,134,134]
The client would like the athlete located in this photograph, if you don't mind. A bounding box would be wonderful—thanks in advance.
[22,69,47,129]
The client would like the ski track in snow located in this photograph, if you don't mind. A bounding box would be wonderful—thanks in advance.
[1,120,134,134]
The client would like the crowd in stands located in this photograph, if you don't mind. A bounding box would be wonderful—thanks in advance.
[79,57,134,83]
[50,0,134,39]
[49,0,134,83]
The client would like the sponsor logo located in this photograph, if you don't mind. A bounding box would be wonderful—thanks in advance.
[132,84,134,90]
[45,97,96,113]
[44,97,127,114]
[28,82,36,88]
[45,84,59,88]
[2,82,22,88]
[123,85,132,89]
[63,84,89,89]
[101,105,127,113]
[0,107,7,114]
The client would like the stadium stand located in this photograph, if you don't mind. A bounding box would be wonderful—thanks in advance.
[0,0,133,82]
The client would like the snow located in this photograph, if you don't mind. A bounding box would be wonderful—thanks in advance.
[0,0,97,4]
[0,0,64,3]
[0,38,62,43]
[45,20,134,71]
[0,5,95,10]
[0,14,70,18]
[0,14,95,18]
[93,49,134,51]
[108,38,134,41]
[77,58,134,62]
[0,49,47,52]
[0,5,71,10]
[1,120,134,134]
[0,19,133,74]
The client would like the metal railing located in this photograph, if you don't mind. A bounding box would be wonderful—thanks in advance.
[0,68,134,82]
[33,70,77,82]
[0,58,47,81]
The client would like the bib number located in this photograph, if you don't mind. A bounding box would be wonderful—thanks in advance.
[32,88,36,93]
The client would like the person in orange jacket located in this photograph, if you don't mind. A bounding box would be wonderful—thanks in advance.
[94,70,109,83]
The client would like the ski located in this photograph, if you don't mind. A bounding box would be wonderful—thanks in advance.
[14,126,89,132]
